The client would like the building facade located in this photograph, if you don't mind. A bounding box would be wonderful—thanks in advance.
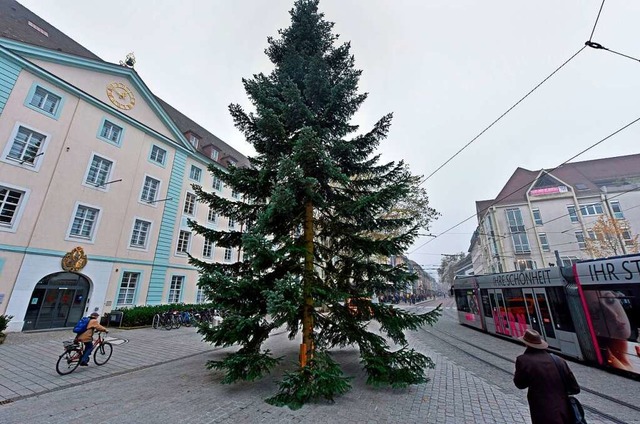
[470,154,640,275]
[0,0,247,332]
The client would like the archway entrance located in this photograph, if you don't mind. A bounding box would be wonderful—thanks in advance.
[22,272,90,331]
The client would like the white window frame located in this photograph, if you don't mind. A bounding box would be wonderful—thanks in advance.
[224,247,233,262]
[228,217,235,229]
[83,153,115,191]
[183,192,197,216]
[168,275,184,303]
[189,165,202,182]
[149,145,167,166]
[25,83,63,119]
[97,119,124,146]
[538,233,550,252]
[579,203,603,216]
[196,287,206,304]
[140,175,161,205]
[207,208,217,224]
[213,176,222,191]
[1,123,50,172]
[610,201,624,219]
[567,205,579,223]
[129,218,152,250]
[176,230,191,255]
[203,238,213,258]
[575,231,586,250]
[116,271,140,306]
[66,202,102,243]
[211,149,219,161]
[0,183,30,233]
[532,208,543,226]
[561,256,580,266]
[189,135,199,149]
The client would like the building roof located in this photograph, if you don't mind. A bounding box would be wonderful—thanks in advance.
[0,0,101,61]
[1,0,248,168]
[482,153,640,212]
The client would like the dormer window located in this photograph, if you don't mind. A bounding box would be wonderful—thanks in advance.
[188,133,200,149]
[211,149,219,161]
[227,158,237,167]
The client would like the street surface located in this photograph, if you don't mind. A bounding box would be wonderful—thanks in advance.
[0,298,635,423]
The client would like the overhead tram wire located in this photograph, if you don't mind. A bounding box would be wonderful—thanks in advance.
[419,46,586,186]
[419,1,608,186]
[408,114,640,255]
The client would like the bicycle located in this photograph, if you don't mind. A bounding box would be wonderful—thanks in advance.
[56,331,113,375]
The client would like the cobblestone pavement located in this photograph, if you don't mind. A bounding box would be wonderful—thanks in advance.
[0,301,626,423]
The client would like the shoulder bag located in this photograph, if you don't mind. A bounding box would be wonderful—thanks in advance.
[550,353,587,424]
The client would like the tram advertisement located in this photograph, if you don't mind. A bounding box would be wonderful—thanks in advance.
[576,256,640,374]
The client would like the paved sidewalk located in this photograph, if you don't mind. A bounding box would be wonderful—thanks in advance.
[0,317,537,423]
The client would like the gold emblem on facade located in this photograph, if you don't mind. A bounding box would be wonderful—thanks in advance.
[61,246,88,272]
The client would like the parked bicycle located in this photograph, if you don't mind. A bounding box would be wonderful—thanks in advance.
[56,331,113,375]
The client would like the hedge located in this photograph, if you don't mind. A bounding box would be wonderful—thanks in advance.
[111,303,216,328]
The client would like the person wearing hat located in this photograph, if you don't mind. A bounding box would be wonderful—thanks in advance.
[513,329,580,424]
[76,312,108,366]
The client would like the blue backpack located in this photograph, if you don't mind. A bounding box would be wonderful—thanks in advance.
[73,316,90,334]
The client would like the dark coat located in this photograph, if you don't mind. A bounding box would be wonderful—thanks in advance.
[513,348,580,424]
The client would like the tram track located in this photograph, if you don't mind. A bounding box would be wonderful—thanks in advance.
[408,304,638,424]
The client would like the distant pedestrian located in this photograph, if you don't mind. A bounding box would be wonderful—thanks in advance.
[75,312,108,366]
[513,329,580,424]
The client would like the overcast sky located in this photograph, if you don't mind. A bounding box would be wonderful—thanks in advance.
[17,0,640,272]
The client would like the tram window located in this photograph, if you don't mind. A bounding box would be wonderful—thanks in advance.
[455,290,470,313]
[583,288,638,341]
[503,288,530,325]
[480,290,492,318]
[546,287,575,332]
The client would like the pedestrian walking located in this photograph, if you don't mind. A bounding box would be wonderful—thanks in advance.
[513,329,581,424]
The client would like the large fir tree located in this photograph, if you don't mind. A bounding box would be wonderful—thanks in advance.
[189,0,440,408]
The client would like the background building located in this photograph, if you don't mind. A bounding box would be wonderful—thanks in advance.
[470,154,640,274]
[0,0,248,331]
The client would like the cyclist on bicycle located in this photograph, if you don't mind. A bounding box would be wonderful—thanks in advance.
[76,312,108,366]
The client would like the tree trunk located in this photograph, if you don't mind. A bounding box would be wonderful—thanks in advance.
[300,199,315,367]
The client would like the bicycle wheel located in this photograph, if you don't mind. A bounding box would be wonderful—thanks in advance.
[93,342,113,365]
[56,349,82,375]
[173,316,182,329]
[152,314,159,329]
[163,317,173,330]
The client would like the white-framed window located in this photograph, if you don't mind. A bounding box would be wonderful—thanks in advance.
[189,165,202,182]
[189,135,199,148]
[140,176,161,203]
[168,276,184,303]
[203,238,213,258]
[506,208,526,232]
[532,208,543,226]
[26,84,63,118]
[224,247,232,262]
[579,203,603,216]
[2,125,48,170]
[587,230,598,241]
[211,149,219,161]
[196,287,206,304]
[575,231,586,250]
[610,201,624,219]
[621,229,635,246]
[213,176,222,191]
[84,154,113,188]
[130,219,152,249]
[0,184,28,232]
[68,204,100,241]
[538,233,550,252]
[176,230,191,254]
[514,259,537,271]
[149,145,167,166]
[511,233,531,254]
[228,217,235,229]
[98,119,124,145]
[183,192,196,215]
[561,256,580,266]
[231,189,240,199]
[567,205,579,223]
[117,271,139,305]
[208,208,217,223]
